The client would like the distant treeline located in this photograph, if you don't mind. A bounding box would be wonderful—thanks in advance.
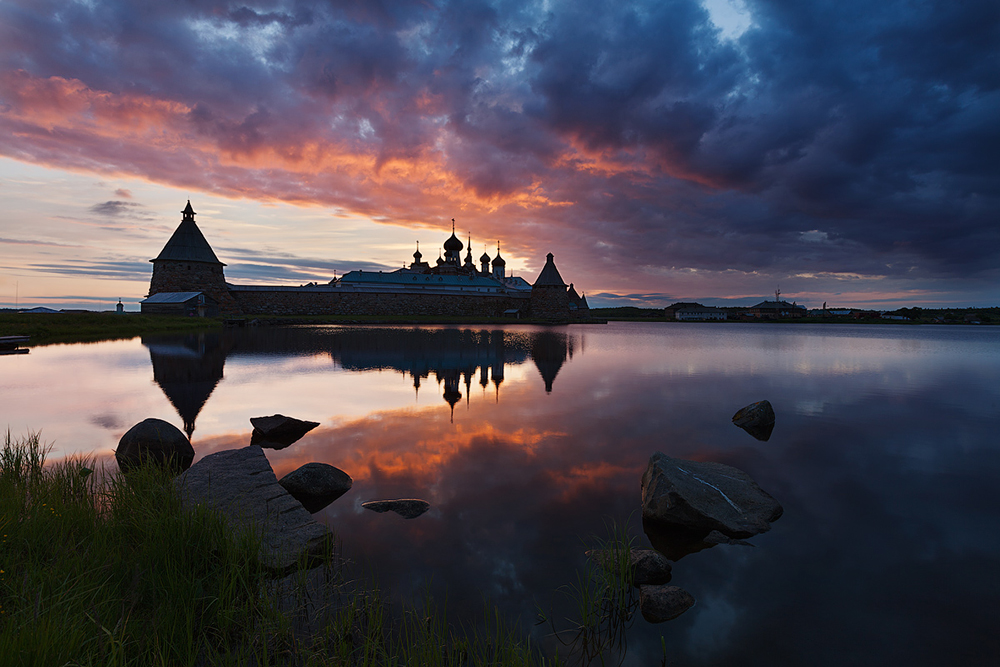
[590,305,1000,323]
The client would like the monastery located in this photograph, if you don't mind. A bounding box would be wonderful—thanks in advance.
[142,202,590,320]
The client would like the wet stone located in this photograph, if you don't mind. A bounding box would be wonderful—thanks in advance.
[586,548,673,586]
[175,445,332,574]
[732,399,776,441]
[116,418,194,473]
[641,452,783,539]
[361,499,430,519]
[639,585,695,623]
[279,463,353,514]
[249,414,320,450]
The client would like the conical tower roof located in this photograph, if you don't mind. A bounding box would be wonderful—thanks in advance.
[533,253,566,287]
[151,201,224,265]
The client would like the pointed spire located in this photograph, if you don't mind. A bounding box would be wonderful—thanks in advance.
[152,201,223,265]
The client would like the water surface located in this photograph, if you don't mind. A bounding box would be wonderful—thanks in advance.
[2,323,998,665]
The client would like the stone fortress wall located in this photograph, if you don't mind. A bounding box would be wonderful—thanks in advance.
[229,285,530,317]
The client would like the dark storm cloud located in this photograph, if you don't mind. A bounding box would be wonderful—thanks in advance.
[0,0,998,301]
[89,200,144,217]
[26,258,151,280]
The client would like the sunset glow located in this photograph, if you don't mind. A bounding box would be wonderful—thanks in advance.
[1,0,998,309]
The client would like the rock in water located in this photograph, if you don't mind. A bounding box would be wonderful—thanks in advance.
[175,446,332,574]
[249,414,320,449]
[361,499,430,519]
[732,400,775,441]
[279,463,353,513]
[639,585,695,623]
[116,418,194,473]
[641,452,783,539]
[586,548,673,586]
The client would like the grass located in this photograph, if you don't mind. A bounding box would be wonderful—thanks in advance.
[0,312,222,346]
[538,520,641,667]
[0,431,554,666]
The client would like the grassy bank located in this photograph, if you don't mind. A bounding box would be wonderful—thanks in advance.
[0,312,223,346]
[3,433,613,666]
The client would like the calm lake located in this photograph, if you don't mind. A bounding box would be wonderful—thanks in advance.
[3,322,999,665]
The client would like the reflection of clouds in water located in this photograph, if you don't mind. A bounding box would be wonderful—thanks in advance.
[685,595,740,658]
[89,413,123,430]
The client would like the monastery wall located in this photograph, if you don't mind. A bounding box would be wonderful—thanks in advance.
[530,285,570,320]
[230,286,531,317]
[149,260,240,313]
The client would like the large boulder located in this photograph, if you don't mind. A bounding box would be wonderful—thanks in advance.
[249,414,320,450]
[586,548,672,586]
[279,463,353,514]
[174,446,332,574]
[732,400,775,441]
[641,452,783,539]
[639,585,695,623]
[361,499,430,519]
[116,418,194,473]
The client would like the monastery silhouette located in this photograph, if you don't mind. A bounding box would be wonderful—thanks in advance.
[142,202,590,320]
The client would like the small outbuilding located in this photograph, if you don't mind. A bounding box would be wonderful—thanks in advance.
[141,291,219,317]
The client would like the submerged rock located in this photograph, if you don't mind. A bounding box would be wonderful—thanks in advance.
[639,585,695,623]
[361,499,430,519]
[175,446,332,574]
[586,548,673,586]
[279,463,353,514]
[732,400,776,441]
[643,520,755,561]
[116,418,194,473]
[641,452,783,540]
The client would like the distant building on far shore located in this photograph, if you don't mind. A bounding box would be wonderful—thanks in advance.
[664,302,727,321]
[746,300,807,319]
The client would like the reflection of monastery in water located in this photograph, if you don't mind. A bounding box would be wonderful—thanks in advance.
[144,202,590,320]
[144,327,578,436]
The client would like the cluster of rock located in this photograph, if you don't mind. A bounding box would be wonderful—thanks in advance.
[114,412,432,573]
[624,400,783,623]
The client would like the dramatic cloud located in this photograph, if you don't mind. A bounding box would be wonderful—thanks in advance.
[0,0,997,305]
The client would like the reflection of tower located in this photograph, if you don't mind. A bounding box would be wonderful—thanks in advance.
[441,369,462,422]
[144,333,228,439]
[530,331,572,393]
[491,361,504,402]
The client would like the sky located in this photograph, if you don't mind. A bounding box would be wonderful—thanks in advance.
[0,0,997,311]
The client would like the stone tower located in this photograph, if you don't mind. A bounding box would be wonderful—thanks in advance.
[530,253,569,320]
[149,201,239,314]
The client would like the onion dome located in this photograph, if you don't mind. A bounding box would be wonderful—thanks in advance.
[443,218,463,252]
[413,242,422,262]
[480,251,491,263]
[491,241,506,267]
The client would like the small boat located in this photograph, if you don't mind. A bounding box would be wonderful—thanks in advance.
[0,335,30,355]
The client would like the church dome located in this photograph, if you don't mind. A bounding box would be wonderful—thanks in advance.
[491,253,506,267]
[444,232,463,252]
[480,252,491,263]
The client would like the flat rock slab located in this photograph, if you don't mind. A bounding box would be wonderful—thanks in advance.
[116,418,194,473]
[586,548,672,586]
[250,414,320,450]
[279,463,353,514]
[639,585,695,623]
[641,452,783,539]
[361,499,430,519]
[174,446,332,573]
